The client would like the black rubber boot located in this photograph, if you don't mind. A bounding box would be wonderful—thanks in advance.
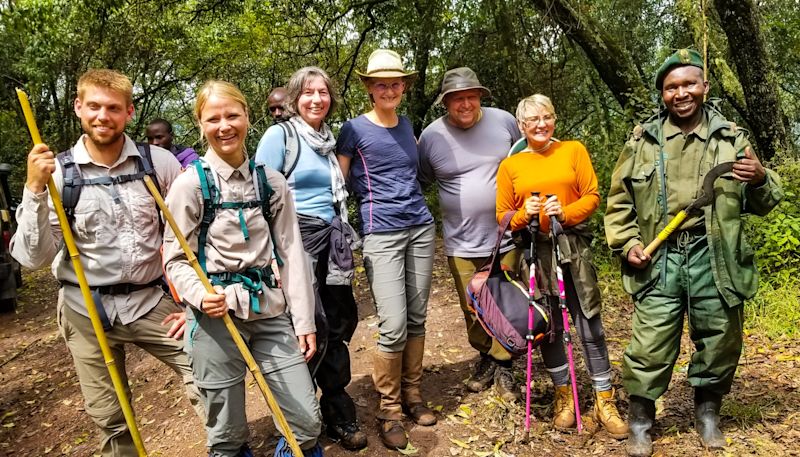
[626,395,655,457]
[695,389,727,449]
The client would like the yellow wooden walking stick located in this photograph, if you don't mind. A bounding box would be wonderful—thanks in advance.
[15,89,148,456]
[141,175,304,457]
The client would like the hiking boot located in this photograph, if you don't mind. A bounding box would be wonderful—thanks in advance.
[327,422,368,450]
[553,385,576,429]
[626,395,655,457]
[379,419,408,449]
[594,388,628,439]
[321,390,366,450]
[494,365,522,402]
[466,354,497,392]
[274,439,323,456]
[695,389,726,449]
[401,336,437,426]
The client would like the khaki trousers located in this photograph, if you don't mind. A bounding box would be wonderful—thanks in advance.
[59,296,203,457]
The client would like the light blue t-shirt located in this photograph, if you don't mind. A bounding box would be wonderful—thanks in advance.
[255,124,335,223]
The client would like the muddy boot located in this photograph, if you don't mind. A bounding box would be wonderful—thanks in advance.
[594,388,628,439]
[626,395,655,457]
[401,336,437,426]
[494,363,521,402]
[373,351,408,449]
[466,353,497,392]
[553,385,576,430]
[695,389,726,449]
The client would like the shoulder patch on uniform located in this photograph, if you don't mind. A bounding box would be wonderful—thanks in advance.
[632,125,643,140]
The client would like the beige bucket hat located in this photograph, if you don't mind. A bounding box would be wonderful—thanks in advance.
[356,49,418,81]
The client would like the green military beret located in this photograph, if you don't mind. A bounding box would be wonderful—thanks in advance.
[654,48,704,90]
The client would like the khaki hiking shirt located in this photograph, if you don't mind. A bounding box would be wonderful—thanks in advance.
[10,135,181,325]
[162,150,315,335]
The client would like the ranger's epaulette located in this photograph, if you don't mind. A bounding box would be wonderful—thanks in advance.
[631,125,643,141]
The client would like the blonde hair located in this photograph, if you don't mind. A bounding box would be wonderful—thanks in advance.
[194,80,250,146]
[77,69,133,105]
[515,94,556,124]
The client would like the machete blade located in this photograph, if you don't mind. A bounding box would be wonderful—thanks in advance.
[686,162,735,214]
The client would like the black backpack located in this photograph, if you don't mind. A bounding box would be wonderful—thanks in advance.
[58,142,161,221]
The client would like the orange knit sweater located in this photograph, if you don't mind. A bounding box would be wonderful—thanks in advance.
[496,140,600,233]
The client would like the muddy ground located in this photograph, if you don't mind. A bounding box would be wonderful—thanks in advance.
[0,242,798,456]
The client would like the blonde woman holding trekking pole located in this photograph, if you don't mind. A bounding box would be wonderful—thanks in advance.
[162,80,323,457]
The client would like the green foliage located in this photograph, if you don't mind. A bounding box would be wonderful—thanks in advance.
[745,270,800,339]
[746,160,800,276]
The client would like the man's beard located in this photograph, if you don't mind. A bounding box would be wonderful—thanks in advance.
[83,122,124,146]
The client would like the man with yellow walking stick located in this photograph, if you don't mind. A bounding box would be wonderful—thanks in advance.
[11,69,204,456]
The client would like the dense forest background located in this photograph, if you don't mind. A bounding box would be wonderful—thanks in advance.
[0,0,798,332]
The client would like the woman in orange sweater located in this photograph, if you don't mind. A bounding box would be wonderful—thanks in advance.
[496,94,626,438]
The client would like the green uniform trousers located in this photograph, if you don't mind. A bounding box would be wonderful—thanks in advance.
[447,249,520,361]
[623,232,744,400]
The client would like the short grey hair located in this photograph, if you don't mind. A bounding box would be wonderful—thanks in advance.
[285,66,339,118]
[515,94,556,124]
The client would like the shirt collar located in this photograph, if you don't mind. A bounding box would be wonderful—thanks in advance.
[71,134,140,168]
[203,148,251,181]
[663,111,708,141]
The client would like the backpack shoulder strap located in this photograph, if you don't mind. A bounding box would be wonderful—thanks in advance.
[251,160,283,266]
[136,142,162,195]
[56,148,81,222]
[277,122,301,178]
[194,159,218,273]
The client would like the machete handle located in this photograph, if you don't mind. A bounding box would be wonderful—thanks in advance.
[643,210,688,256]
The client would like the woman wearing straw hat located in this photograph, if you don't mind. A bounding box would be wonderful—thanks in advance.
[337,49,436,450]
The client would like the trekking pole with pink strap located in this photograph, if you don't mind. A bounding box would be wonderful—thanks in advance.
[548,207,583,433]
[524,192,541,433]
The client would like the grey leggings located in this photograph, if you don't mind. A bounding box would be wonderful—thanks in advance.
[540,268,613,391]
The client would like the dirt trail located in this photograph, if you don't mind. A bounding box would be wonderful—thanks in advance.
[0,244,798,456]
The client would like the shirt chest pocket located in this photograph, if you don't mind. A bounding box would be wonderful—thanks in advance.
[129,195,160,245]
[72,198,113,245]
[628,162,658,224]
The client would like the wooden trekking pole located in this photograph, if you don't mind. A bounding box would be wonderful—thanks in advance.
[142,175,304,457]
[15,89,148,457]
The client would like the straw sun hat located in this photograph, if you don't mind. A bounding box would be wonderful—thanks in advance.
[356,49,417,82]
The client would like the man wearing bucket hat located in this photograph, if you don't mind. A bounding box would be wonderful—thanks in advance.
[337,49,436,450]
[418,67,522,400]
[604,49,783,456]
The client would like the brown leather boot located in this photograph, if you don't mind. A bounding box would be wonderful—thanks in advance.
[553,385,577,430]
[373,351,408,449]
[594,388,628,439]
[401,336,437,426]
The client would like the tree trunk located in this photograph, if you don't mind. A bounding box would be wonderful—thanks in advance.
[528,0,651,120]
[713,0,790,161]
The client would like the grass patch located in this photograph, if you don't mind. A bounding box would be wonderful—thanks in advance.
[745,270,800,340]
[721,398,765,429]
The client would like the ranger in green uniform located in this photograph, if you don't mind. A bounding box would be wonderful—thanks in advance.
[604,49,783,456]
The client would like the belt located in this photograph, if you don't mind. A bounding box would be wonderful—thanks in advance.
[59,278,163,295]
